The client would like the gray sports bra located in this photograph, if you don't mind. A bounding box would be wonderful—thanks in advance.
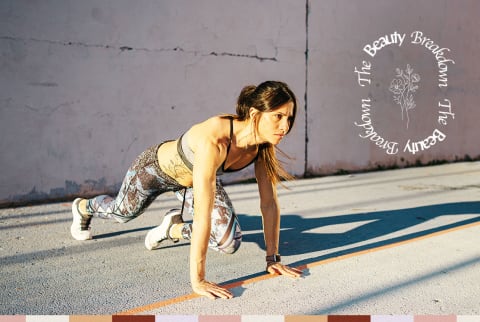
[177,116,258,175]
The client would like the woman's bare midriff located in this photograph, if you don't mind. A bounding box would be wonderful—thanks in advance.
[157,140,194,187]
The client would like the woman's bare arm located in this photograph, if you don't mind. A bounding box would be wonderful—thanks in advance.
[255,157,303,277]
[189,118,234,299]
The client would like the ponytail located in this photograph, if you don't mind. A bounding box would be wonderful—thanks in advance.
[236,85,256,120]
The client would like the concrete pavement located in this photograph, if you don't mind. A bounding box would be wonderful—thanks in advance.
[1,162,479,315]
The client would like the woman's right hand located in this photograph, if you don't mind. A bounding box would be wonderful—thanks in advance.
[192,280,234,300]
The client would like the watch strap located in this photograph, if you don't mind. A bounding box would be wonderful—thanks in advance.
[266,254,281,263]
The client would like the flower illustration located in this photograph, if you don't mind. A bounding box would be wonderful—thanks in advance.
[389,64,420,129]
[389,78,405,95]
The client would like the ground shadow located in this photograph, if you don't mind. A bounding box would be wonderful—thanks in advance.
[237,201,480,268]
[216,201,479,286]
[91,201,480,264]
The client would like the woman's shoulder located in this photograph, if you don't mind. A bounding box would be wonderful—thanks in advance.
[193,115,233,133]
[206,114,235,124]
[188,115,233,145]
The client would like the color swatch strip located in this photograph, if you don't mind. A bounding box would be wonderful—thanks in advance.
[0,315,478,322]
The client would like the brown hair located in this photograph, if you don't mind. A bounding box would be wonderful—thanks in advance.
[235,81,297,185]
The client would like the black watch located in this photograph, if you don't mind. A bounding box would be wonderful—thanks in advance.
[266,254,281,263]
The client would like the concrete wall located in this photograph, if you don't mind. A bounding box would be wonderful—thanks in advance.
[0,0,478,206]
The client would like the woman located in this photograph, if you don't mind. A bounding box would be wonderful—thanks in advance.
[71,80,303,299]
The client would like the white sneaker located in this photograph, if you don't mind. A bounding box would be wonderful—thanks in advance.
[70,198,93,240]
[145,209,183,250]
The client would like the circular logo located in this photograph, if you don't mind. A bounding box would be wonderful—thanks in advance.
[353,30,455,155]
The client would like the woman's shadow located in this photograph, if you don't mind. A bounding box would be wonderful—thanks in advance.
[237,201,480,267]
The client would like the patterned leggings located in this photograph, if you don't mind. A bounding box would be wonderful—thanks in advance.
[86,143,242,254]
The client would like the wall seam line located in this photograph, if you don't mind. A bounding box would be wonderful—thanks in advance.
[304,0,310,177]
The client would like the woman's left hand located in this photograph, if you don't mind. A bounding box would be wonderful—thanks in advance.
[266,262,303,278]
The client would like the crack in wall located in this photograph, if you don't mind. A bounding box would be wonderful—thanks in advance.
[0,35,277,62]
[23,100,76,115]
[208,51,277,62]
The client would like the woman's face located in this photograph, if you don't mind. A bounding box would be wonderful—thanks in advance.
[256,101,295,145]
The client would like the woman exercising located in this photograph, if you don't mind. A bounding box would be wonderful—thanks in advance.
[70,80,303,299]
